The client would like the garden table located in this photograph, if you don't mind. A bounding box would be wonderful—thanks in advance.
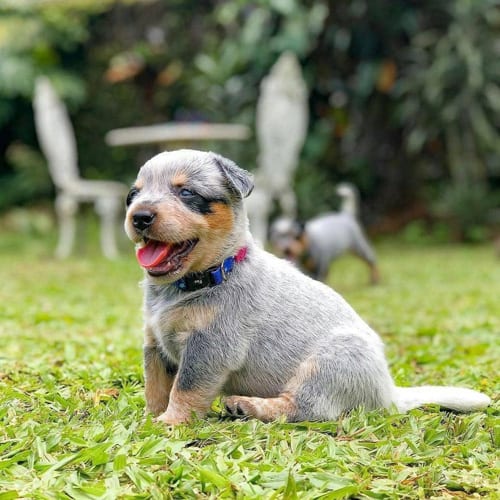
[105,122,251,148]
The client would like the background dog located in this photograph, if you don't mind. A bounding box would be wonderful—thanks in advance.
[125,149,490,425]
[269,183,379,284]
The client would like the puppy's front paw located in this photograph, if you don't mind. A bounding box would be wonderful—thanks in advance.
[145,385,169,417]
[146,402,168,417]
[155,409,190,426]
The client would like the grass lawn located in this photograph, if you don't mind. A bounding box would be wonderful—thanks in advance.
[0,225,498,499]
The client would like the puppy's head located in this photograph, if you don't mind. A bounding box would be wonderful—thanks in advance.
[125,149,253,283]
[269,217,307,261]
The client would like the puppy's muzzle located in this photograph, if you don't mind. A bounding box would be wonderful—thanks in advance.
[133,210,156,232]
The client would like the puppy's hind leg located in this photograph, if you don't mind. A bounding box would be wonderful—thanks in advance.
[349,224,379,285]
[225,339,394,423]
[290,338,394,422]
[224,356,319,422]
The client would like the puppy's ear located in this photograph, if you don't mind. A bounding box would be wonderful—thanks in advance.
[211,153,254,199]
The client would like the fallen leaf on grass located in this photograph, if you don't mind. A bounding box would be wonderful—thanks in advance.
[93,388,120,405]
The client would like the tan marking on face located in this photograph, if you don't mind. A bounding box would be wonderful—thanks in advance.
[206,202,234,232]
[162,304,218,334]
[134,178,144,190]
[171,172,188,187]
[288,234,308,259]
[188,202,235,271]
[158,385,213,424]
[273,233,309,262]
[149,199,204,242]
[225,393,296,422]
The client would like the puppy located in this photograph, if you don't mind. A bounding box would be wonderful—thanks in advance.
[125,149,490,425]
[269,183,379,284]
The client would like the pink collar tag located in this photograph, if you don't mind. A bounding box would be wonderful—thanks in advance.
[235,247,248,262]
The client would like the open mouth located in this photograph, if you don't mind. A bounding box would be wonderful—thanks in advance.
[136,238,198,276]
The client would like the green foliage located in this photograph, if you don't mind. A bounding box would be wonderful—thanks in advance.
[398,0,500,185]
[0,0,112,105]
[0,143,52,210]
[188,0,329,169]
[0,0,146,197]
[433,183,498,242]
[0,225,498,498]
[401,220,452,246]
[0,0,499,241]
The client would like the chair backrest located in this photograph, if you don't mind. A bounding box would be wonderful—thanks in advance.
[255,51,308,188]
[33,77,80,188]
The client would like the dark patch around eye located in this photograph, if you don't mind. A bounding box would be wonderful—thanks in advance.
[180,192,214,214]
[126,187,140,207]
[178,186,230,214]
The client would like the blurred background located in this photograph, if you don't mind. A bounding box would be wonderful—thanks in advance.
[1,0,500,247]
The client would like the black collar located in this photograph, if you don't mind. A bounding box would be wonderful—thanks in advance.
[174,247,247,292]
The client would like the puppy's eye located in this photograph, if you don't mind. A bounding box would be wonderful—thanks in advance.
[177,187,213,214]
[126,187,139,206]
[179,188,194,198]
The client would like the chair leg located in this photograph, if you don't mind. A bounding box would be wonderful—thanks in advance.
[54,194,78,259]
[95,198,122,259]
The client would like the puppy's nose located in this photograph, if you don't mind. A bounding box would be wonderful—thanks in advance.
[132,210,156,231]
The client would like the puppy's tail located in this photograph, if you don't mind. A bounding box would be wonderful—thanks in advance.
[336,183,359,218]
[393,386,491,413]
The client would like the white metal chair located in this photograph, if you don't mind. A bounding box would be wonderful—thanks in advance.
[33,77,128,258]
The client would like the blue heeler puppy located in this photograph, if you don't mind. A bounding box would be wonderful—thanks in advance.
[269,183,379,284]
[124,149,490,425]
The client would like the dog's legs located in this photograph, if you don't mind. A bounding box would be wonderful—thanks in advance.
[368,263,380,285]
[156,330,231,425]
[143,328,176,416]
[314,258,330,282]
[349,225,379,284]
[157,382,218,425]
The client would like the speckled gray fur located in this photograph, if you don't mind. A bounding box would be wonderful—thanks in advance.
[127,150,490,423]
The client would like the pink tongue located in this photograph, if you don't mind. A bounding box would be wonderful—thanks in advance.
[136,241,171,268]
